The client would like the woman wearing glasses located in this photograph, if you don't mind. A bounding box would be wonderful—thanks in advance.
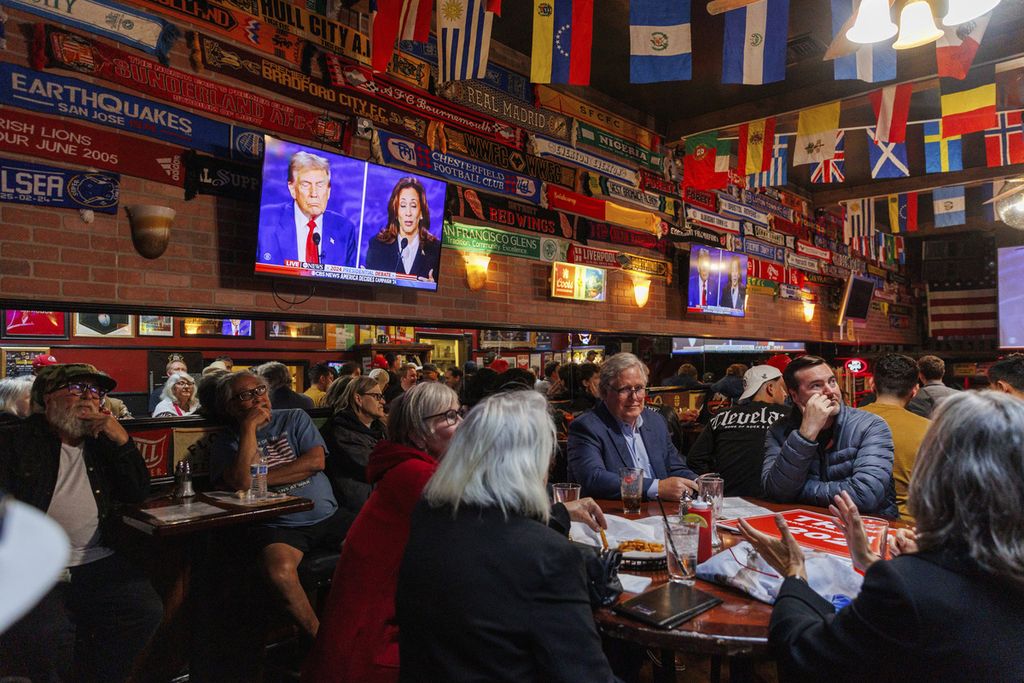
[304,382,461,683]
[152,372,199,418]
[320,376,388,514]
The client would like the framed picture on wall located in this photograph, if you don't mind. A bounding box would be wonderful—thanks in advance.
[1,310,68,339]
[1,346,50,378]
[139,315,174,337]
[74,313,134,338]
[266,321,325,341]
[180,317,254,338]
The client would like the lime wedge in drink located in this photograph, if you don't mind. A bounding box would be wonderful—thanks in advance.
[682,513,708,528]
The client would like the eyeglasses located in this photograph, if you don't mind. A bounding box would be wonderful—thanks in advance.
[611,385,647,398]
[360,391,385,402]
[174,380,194,387]
[232,384,268,402]
[54,382,108,400]
[424,408,462,427]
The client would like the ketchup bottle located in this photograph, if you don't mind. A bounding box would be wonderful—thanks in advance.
[690,499,713,563]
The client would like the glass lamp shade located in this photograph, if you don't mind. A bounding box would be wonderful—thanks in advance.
[846,0,898,43]
[893,1,944,50]
[996,190,1024,230]
[943,0,1000,26]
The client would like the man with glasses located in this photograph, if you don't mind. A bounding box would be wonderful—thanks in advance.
[568,353,699,501]
[0,364,162,682]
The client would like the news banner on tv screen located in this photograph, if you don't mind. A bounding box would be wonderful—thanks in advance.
[254,136,448,291]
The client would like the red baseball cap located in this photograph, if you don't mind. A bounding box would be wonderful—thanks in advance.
[371,354,388,369]
[489,358,510,374]
[32,354,58,370]
[765,354,792,373]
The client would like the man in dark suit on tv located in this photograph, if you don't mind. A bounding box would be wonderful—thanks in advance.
[221,319,251,336]
[719,255,746,310]
[257,151,358,268]
[688,248,719,309]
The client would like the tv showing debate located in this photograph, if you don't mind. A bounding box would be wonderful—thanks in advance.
[686,246,748,317]
[255,136,448,291]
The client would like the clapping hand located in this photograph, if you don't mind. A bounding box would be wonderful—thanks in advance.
[829,491,880,571]
[739,514,807,580]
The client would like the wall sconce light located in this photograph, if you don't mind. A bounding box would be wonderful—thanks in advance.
[125,205,175,259]
[803,300,816,323]
[462,252,491,291]
[631,273,652,308]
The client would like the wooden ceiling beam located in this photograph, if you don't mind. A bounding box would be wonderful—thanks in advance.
[811,162,1024,206]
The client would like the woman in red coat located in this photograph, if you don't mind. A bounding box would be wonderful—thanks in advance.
[303,382,461,683]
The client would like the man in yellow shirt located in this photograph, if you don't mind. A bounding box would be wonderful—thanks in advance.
[861,354,930,522]
[304,362,338,407]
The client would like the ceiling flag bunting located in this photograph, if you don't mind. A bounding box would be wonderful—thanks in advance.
[831,0,895,83]
[924,121,963,173]
[887,192,918,233]
[870,83,913,143]
[940,65,997,137]
[682,131,729,190]
[933,186,967,227]
[984,110,1024,167]
[843,198,875,256]
[746,133,790,188]
[721,0,789,85]
[936,12,990,81]
[867,127,909,179]
[737,117,776,175]
[810,131,845,184]
[530,0,593,85]
[794,101,841,166]
[371,0,434,73]
[438,0,497,83]
[629,0,692,83]
[896,235,906,264]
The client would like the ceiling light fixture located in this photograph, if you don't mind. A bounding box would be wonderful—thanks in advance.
[846,0,898,44]
[892,0,944,50]
[943,0,1000,27]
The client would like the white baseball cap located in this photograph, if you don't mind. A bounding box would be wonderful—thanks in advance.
[739,365,784,402]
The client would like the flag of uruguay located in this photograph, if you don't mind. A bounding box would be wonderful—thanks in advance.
[629,0,692,83]
[831,0,896,83]
[722,0,789,85]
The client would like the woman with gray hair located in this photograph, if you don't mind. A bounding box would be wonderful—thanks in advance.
[0,376,33,423]
[395,390,615,682]
[256,361,314,411]
[152,372,199,417]
[320,376,387,514]
[740,390,1024,680]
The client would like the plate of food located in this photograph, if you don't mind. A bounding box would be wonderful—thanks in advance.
[571,515,668,560]
[614,538,665,560]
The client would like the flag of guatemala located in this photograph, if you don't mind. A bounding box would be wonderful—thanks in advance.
[629,0,692,83]
[831,0,896,83]
[722,0,789,85]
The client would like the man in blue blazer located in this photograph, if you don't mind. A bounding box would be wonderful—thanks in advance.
[257,151,358,268]
[568,353,699,500]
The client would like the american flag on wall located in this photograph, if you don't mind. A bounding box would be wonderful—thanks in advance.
[926,282,998,339]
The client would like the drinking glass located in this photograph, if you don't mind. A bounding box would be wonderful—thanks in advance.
[697,473,725,548]
[663,520,699,583]
[551,483,581,503]
[861,516,890,559]
[619,467,644,514]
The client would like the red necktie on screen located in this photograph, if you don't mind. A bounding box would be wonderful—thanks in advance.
[701,284,707,307]
[305,219,319,264]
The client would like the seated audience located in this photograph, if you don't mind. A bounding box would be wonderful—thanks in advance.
[0,375,33,423]
[215,355,234,371]
[568,353,698,500]
[710,363,748,401]
[384,362,418,405]
[149,353,188,414]
[419,363,440,382]
[196,369,229,420]
[987,354,1024,400]
[304,362,338,408]
[202,360,230,376]
[535,360,560,394]
[762,356,896,516]
[497,366,536,390]
[460,366,497,408]
[741,391,1024,680]
[0,364,162,682]
[320,376,387,514]
[338,361,361,379]
[905,354,957,418]
[152,372,199,417]
[860,354,930,522]
[211,372,348,638]
[551,362,601,414]
[396,391,616,682]
[257,361,315,410]
[369,367,390,393]
[663,362,707,390]
[688,365,789,496]
[444,365,462,393]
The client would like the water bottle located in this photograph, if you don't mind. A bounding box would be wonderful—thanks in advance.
[249,454,268,499]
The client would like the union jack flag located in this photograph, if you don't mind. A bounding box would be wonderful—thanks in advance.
[984,110,1024,167]
[810,131,844,184]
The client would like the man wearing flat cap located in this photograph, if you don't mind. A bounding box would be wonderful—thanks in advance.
[0,364,163,682]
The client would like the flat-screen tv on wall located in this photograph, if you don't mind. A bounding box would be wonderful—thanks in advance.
[998,246,1024,348]
[255,135,448,291]
[838,275,876,325]
[686,246,747,317]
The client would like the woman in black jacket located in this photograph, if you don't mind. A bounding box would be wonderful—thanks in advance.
[321,376,387,514]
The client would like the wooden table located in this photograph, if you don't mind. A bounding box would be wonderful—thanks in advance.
[122,491,313,537]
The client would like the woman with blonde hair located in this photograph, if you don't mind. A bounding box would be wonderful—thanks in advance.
[320,376,387,514]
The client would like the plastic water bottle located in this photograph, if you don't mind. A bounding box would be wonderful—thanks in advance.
[249,454,268,499]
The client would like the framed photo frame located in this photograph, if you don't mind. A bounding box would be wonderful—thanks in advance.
[1,310,69,340]
[180,317,254,339]
[1,346,50,378]
[138,315,174,337]
[73,313,134,338]
[266,321,326,341]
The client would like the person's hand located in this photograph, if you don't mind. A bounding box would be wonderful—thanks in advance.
[563,497,606,532]
[739,514,807,580]
[241,405,272,431]
[829,491,879,571]
[658,477,699,501]
[798,393,840,441]
[888,528,918,557]
[679,408,699,424]
[78,404,129,445]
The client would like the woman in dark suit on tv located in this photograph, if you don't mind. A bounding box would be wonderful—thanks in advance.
[364,177,440,280]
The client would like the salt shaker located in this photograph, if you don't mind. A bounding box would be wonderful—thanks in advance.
[173,460,195,499]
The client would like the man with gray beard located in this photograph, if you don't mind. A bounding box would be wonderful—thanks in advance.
[0,364,162,682]
[687,365,789,496]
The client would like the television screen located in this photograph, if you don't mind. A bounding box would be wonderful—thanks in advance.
[672,338,806,354]
[998,246,1024,347]
[838,275,876,324]
[255,136,447,291]
[687,246,747,317]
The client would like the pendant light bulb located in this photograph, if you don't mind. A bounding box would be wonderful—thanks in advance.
[892,1,944,50]
[846,0,898,44]
[943,0,1000,27]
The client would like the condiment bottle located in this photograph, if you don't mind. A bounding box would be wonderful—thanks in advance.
[690,499,713,563]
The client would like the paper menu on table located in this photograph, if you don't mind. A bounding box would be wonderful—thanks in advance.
[142,501,225,523]
[718,498,775,524]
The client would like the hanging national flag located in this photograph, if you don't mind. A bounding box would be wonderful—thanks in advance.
[870,83,913,143]
[438,0,497,83]
[831,0,896,83]
[721,0,789,85]
[927,282,997,338]
[887,192,918,233]
[924,121,963,173]
[683,131,729,190]
[371,0,434,73]
[933,186,966,227]
[794,101,841,166]
[984,110,1024,167]
[940,65,997,137]
[843,198,874,254]
[810,131,845,184]
[737,117,776,175]
[867,127,909,179]
[983,181,1001,222]
[629,0,692,83]
[747,133,790,188]
[936,12,990,80]
[531,0,594,85]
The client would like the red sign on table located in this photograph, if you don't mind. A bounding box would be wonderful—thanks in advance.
[720,510,861,559]
[131,428,172,478]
